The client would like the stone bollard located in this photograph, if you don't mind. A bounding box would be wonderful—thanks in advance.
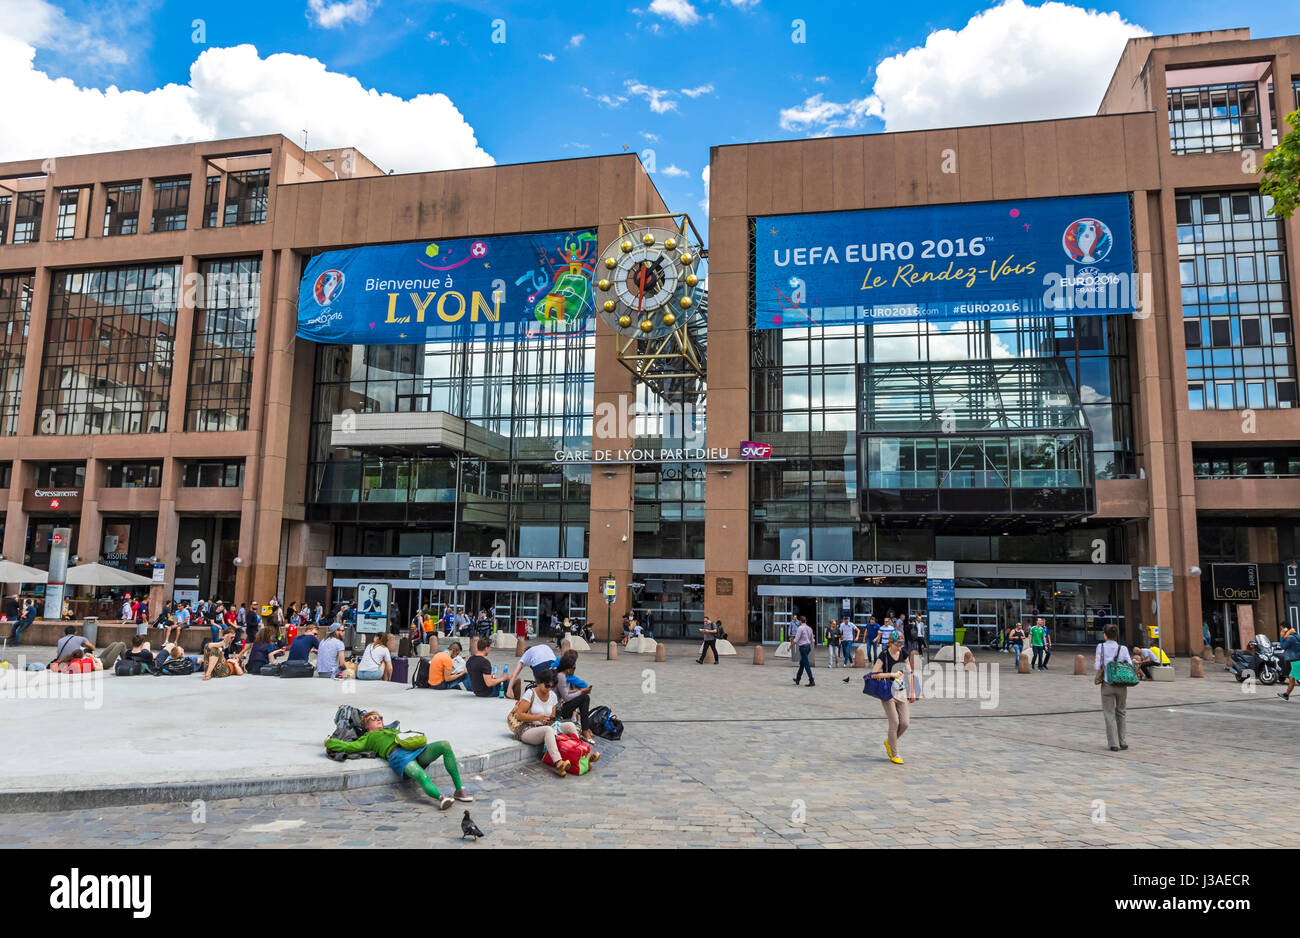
[962,649,975,670]
[1073,654,1086,675]
[1201,646,1213,661]
[560,639,571,655]
[515,637,525,658]
[1190,656,1204,678]
[853,645,867,669]
[752,644,765,665]
[1213,647,1225,664]
[608,641,619,660]
[1018,652,1030,673]
[654,642,666,662]
[428,634,438,655]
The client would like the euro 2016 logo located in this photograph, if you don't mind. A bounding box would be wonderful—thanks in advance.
[1062,218,1113,265]
[313,269,345,306]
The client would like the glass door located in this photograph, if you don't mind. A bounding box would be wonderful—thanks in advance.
[761,595,795,643]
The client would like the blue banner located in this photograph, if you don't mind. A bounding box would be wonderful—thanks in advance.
[756,194,1135,328]
[298,230,597,344]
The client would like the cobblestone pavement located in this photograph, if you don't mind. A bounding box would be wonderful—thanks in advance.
[3,644,1295,848]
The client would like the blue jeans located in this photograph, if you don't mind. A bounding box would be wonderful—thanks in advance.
[795,645,814,684]
[10,617,34,644]
[357,669,383,681]
[434,675,469,690]
[841,641,854,665]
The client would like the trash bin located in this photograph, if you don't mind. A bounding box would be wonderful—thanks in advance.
[954,627,966,645]
[83,617,98,645]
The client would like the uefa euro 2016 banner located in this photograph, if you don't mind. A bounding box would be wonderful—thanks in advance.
[755,193,1136,329]
[297,229,597,344]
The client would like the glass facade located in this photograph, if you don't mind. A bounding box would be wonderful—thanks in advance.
[223,169,269,226]
[54,188,79,240]
[38,263,178,435]
[1178,190,1294,410]
[203,175,220,228]
[1167,81,1263,154]
[150,177,190,232]
[105,461,163,487]
[184,258,260,431]
[103,182,141,236]
[13,192,43,244]
[182,460,245,487]
[309,334,594,559]
[0,272,33,435]
[0,195,10,245]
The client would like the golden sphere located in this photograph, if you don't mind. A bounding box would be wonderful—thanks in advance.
[642,233,656,246]
[680,252,694,265]
[597,279,611,291]
[620,240,634,253]
[664,238,677,251]
[618,315,632,328]
[639,320,654,333]
[679,296,693,309]
[685,274,698,287]
[603,300,617,313]
[604,257,616,269]
[662,312,677,326]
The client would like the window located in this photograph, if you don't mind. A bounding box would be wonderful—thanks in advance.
[0,272,33,435]
[13,191,43,243]
[185,258,260,431]
[103,182,141,236]
[37,263,178,435]
[54,188,79,240]
[0,195,10,244]
[150,177,190,232]
[1178,191,1296,409]
[182,460,245,487]
[203,175,220,228]
[223,169,269,226]
[34,462,85,487]
[1167,81,1263,154]
[105,461,162,487]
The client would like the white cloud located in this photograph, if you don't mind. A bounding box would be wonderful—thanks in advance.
[0,33,493,173]
[699,165,710,214]
[427,31,449,45]
[640,131,660,142]
[649,0,699,26]
[626,80,678,114]
[872,321,1014,361]
[813,75,829,84]
[307,0,377,29]
[680,84,714,98]
[568,34,585,47]
[660,164,689,177]
[584,87,627,108]
[779,93,882,134]
[878,0,1146,132]
[0,0,127,67]
[539,52,555,61]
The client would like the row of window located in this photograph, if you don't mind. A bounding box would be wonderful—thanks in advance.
[0,170,268,245]
[14,459,243,488]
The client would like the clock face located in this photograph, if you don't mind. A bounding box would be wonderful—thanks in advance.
[595,226,702,340]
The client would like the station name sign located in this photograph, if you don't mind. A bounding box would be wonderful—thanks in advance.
[469,557,589,574]
[555,448,731,463]
[749,560,927,577]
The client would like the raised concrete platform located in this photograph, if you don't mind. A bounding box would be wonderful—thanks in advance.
[0,657,530,812]
[625,637,657,654]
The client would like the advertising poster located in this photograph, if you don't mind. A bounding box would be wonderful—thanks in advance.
[298,229,597,345]
[756,193,1135,328]
[356,582,390,634]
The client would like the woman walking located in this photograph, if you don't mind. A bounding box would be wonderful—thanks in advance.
[1095,623,1137,750]
[869,631,916,764]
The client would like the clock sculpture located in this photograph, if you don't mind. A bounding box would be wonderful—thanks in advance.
[594,214,706,395]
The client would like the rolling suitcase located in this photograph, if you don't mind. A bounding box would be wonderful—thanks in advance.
[389,656,409,684]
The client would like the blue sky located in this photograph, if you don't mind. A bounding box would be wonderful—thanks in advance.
[4,0,1296,234]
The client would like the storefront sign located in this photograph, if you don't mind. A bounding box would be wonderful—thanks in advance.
[755,193,1136,328]
[926,559,955,644]
[297,229,597,345]
[469,557,588,574]
[1211,563,1259,602]
[554,447,731,463]
[748,560,927,577]
[23,488,83,512]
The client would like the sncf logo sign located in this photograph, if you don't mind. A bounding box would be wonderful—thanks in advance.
[740,441,772,459]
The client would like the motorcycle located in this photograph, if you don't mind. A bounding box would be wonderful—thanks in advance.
[1228,637,1281,685]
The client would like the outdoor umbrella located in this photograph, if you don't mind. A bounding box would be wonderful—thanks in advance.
[0,559,49,584]
[63,563,154,587]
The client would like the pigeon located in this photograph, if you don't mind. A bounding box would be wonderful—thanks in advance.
[461,810,485,840]
[842,676,850,683]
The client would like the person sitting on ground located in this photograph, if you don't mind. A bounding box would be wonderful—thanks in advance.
[506,642,561,699]
[316,622,347,679]
[325,710,473,809]
[121,634,156,665]
[1132,643,1169,680]
[54,625,100,670]
[554,650,596,742]
[243,626,287,674]
[465,637,506,697]
[429,642,470,690]
[357,631,393,681]
[154,642,183,668]
[202,638,236,680]
[508,668,599,776]
[286,622,320,664]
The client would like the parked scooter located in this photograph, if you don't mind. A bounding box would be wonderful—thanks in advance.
[1228,638,1281,685]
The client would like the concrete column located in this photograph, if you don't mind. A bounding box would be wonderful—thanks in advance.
[137,177,155,235]
[16,267,51,437]
[149,457,181,612]
[75,457,102,562]
[186,157,209,232]
[2,460,29,596]
[165,253,200,434]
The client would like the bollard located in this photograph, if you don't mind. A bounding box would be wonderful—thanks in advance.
[1073,654,1086,675]
[654,642,666,662]
[1018,652,1030,674]
[515,637,525,658]
[853,645,866,669]
[962,649,975,670]
[1190,656,1204,678]
[608,641,619,660]
[1201,646,1213,661]
[429,634,438,655]
[561,639,571,655]
[1213,646,1225,664]
[752,644,765,665]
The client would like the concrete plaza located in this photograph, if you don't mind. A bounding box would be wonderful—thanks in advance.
[0,640,1294,847]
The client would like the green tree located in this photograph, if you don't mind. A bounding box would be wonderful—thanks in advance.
[1261,109,1300,219]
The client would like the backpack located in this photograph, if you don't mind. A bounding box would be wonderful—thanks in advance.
[411,658,432,689]
[716,623,727,640]
[115,659,156,676]
[158,656,196,676]
[587,705,624,740]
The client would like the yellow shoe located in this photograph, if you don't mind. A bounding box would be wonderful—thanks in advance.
[884,740,904,765]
